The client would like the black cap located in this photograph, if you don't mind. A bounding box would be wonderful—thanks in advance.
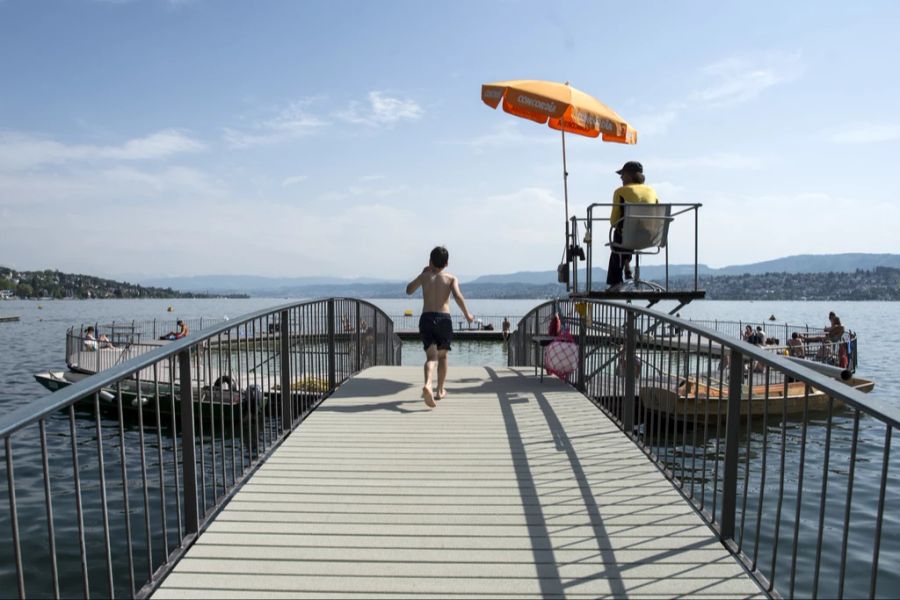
[616,161,643,175]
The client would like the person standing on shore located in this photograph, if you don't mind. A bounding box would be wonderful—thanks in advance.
[405,246,474,408]
[607,161,659,290]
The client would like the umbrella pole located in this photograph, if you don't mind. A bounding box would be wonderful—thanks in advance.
[561,128,569,240]
[561,128,571,290]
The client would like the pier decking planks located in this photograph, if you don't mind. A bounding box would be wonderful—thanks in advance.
[152,366,761,599]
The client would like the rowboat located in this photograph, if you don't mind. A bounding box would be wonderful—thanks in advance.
[639,375,875,419]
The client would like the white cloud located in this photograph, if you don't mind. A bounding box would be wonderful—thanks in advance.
[0,164,223,207]
[627,53,802,139]
[281,175,308,187]
[829,123,900,144]
[0,129,205,171]
[360,174,386,181]
[628,108,680,136]
[335,91,424,126]
[650,153,764,170]
[223,101,325,147]
[451,121,557,154]
[690,54,802,107]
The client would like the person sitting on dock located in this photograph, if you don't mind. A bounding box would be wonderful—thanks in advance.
[802,312,845,344]
[606,161,658,291]
[405,246,474,408]
[159,320,189,341]
[84,326,116,350]
[787,332,806,358]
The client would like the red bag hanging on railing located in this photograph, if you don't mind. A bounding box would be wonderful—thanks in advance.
[544,327,579,379]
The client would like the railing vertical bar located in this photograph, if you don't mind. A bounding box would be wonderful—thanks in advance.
[788,386,811,598]
[768,378,790,591]
[116,382,136,596]
[68,405,90,599]
[700,338,712,513]
[678,330,691,486]
[720,348,743,541]
[205,340,218,502]
[752,366,771,570]
[135,372,154,581]
[5,437,26,600]
[179,350,199,536]
[168,356,183,542]
[325,298,337,392]
[232,327,242,482]
[623,312,636,434]
[356,302,362,372]
[217,333,227,494]
[194,348,207,514]
[868,425,892,600]
[39,420,61,600]
[738,364,754,551]
[812,396,835,599]
[94,394,115,598]
[689,332,701,500]
[837,410,860,599]
[152,364,169,557]
[280,310,292,431]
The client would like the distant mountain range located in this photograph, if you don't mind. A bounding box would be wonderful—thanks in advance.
[140,274,400,296]
[468,253,900,285]
[140,254,900,297]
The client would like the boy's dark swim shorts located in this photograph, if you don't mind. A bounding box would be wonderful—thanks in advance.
[419,312,453,351]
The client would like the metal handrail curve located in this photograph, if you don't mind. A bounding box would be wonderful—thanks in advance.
[0,298,393,437]
[513,299,897,428]
[508,298,897,598]
[0,297,401,599]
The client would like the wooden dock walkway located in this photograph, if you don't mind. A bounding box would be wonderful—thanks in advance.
[153,366,762,599]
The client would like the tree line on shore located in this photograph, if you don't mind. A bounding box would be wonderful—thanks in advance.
[0,267,248,300]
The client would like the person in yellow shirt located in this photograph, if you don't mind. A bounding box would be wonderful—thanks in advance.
[607,161,659,290]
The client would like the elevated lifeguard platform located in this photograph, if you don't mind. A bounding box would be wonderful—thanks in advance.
[563,203,706,313]
[153,366,760,598]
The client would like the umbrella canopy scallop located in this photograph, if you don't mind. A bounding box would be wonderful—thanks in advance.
[481,80,637,144]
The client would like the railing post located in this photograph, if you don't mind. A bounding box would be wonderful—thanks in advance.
[373,313,378,365]
[624,311,636,434]
[178,349,199,535]
[355,302,362,371]
[721,347,743,541]
[327,299,336,390]
[577,313,586,392]
[280,309,291,431]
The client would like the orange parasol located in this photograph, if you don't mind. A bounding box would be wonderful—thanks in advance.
[482,80,637,249]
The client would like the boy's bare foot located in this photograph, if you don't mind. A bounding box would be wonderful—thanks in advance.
[422,386,436,408]
[437,389,446,400]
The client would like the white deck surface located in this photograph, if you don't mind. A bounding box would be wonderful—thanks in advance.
[153,366,762,599]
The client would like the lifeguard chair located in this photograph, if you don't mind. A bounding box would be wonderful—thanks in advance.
[564,202,706,313]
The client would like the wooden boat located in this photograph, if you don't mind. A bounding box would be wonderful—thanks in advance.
[639,375,874,419]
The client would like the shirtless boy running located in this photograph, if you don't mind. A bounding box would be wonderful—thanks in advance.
[406,246,474,408]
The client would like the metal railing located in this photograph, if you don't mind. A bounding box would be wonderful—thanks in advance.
[509,299,897,599]
[687,318,859,372]
[66,318,228,373]
[0,298,401,599]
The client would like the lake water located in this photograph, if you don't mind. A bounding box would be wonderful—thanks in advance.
[0,297,898,597]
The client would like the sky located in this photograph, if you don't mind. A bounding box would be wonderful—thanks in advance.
[1,0,899,281]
